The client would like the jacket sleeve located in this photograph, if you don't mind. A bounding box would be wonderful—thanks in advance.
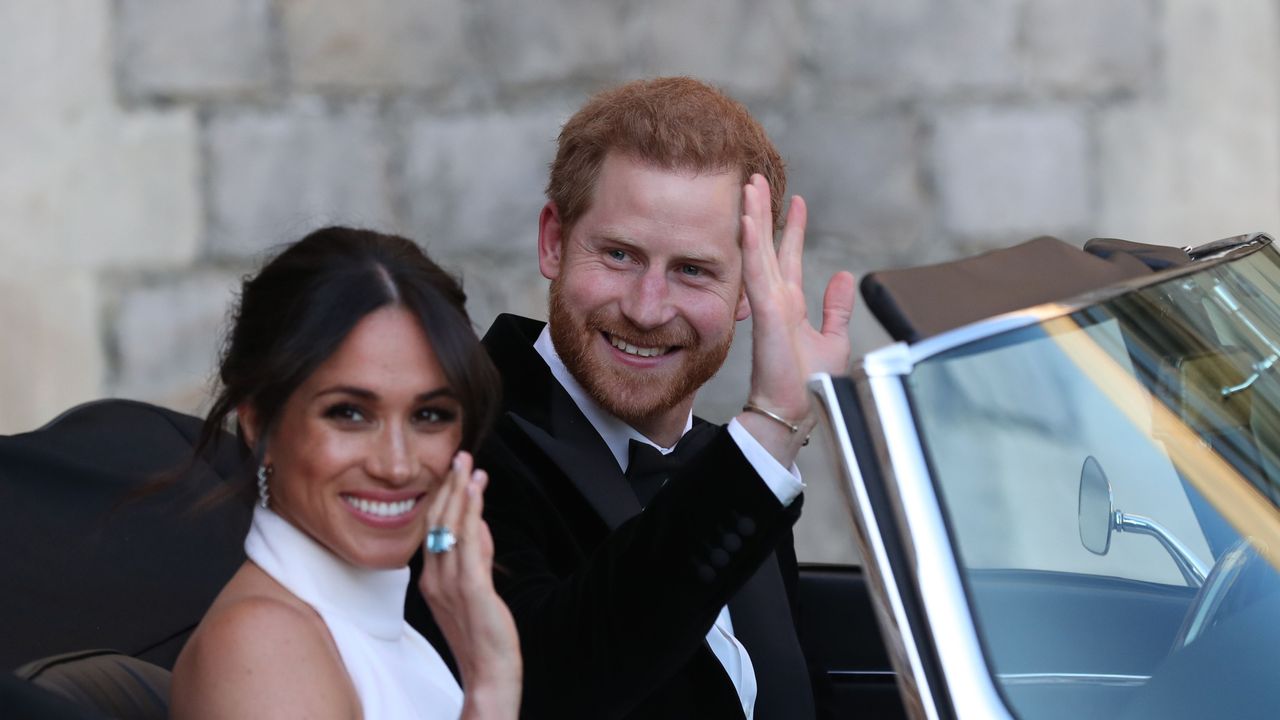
[479,421,804,717]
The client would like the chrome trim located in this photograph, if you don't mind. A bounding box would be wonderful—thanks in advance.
[865,372,1015,720]
[827,670,898,678]
[809,373,940,720]
[1114,511,1209,586]
[997,673,1150,687]
[1184,231,1270,260]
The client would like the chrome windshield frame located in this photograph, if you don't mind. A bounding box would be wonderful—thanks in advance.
[820,233,1272,718]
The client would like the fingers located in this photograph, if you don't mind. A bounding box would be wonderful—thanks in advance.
[777,194,807,287]
[820,270,856,339]
[423,451,468,542]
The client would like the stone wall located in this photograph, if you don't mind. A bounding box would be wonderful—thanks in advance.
[4,0,1279,562]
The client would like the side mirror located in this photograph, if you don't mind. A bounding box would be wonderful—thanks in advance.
[1078,455,1114,555]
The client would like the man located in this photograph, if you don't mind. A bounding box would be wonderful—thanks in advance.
[476,77,854,718]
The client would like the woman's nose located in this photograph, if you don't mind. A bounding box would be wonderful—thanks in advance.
[368,425,417,485]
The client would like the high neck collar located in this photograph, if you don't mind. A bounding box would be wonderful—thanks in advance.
[244,507,410,641]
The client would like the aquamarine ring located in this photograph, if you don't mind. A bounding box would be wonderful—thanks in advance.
[426,526,457,554]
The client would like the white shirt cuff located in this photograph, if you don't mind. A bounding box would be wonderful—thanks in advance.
[726,418,804,507]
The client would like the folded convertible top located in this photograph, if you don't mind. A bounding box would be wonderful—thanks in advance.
[860,237,1193,343]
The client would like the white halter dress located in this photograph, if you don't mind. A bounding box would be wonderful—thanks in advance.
[245,507,464,719]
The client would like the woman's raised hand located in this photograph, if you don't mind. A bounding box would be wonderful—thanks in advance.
[419,451,521,719]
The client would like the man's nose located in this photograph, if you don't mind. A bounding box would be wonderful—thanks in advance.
[619,267,677,330]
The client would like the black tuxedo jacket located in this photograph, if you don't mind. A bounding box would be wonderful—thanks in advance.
[472,314,815,719]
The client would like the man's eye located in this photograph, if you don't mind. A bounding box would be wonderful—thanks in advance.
[680,264,703,277]
[324,404,366,423]
[606,249,628,262]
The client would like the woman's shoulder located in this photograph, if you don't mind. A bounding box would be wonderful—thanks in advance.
[170,563,359,719]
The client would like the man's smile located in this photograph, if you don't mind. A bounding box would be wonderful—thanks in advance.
[605,332,675,358]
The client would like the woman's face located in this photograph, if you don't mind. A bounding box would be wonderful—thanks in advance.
[260,305,463,569]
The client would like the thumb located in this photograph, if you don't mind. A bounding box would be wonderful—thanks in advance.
[820,271,856,339]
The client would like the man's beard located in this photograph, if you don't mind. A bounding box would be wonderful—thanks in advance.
[548,279,733,427]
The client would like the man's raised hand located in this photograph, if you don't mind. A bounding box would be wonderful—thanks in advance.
[736,174,855,466]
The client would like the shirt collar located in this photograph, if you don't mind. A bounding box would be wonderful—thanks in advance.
[534,325,693,473]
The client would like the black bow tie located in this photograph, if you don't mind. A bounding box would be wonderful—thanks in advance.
[624,423,714,507]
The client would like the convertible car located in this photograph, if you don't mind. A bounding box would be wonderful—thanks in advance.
[806,231,1280,719]
[4,232,1279,718]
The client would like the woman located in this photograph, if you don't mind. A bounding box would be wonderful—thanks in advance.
[170,227,520,719]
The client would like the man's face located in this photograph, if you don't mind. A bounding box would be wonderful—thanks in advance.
[539,152,750,430]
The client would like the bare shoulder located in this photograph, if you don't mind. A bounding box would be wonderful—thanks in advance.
[170,565,359,720]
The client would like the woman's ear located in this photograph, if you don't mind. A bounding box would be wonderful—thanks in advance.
[237,403,262,455]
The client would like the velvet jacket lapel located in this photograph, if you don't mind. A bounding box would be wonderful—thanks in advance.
[482,314,640,529]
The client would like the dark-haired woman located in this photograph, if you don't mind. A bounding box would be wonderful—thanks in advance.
[170,227,520,719]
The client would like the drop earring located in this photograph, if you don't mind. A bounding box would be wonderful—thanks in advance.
[257,463,273,509]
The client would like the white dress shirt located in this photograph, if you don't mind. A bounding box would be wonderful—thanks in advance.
[533,328,803,719]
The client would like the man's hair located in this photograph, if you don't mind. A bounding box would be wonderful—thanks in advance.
[547,76,786,237]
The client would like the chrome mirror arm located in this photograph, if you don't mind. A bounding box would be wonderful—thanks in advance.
[1114,510,1209,587]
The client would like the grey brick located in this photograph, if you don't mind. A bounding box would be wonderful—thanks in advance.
[1023,0,1156,96]
[399,108,564,252]
[280,0,470,92]
[0,269,104,433]
[472,0,627,86]
[1098,103,1280,248]
[624,0,804,101]
[2,109,201,270]
[779,110,929,264]
[108,271,241,414]
[1096,0,1280,247]
[433,249,550,335]
[933,107,1090,240]
[206,99,398,258]
[808,0,1020,99]
[0,0,114,123]
[115,0,273,99]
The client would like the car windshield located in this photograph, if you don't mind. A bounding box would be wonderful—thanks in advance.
[907,241,1280,720]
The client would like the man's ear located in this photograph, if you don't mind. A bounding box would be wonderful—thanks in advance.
[237,403,262,455]
[735,286,751,321]
[538,201,564,281]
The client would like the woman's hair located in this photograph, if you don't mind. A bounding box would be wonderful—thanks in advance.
[197,226,500,504]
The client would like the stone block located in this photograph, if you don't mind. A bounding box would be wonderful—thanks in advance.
[0,0,113,127]
[431,249,550,336]
[115,0,273,99]
[400,108,564,252]
[1096,0,1280,247]
[1163,0,1279,115]
[472,0,627,86]
[778,110,928,261]
[206,99,398,259]
[0,269,104,434]
[1023,0,1156,96]
[108,271,241,415]
[1097,103,1280,248]
[624,0,803,100]
[0,107,201,270]
[280,0,469,92]
[808,0,1020,99]
[932,106,1090,240]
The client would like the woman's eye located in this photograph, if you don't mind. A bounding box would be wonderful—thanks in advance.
[324,404,366,423]
[415,407,458,426]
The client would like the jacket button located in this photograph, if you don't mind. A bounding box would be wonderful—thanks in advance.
[721,533,742,552]
[709,548,730,568]
[696,564,716,584]
[736,516,756,537]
